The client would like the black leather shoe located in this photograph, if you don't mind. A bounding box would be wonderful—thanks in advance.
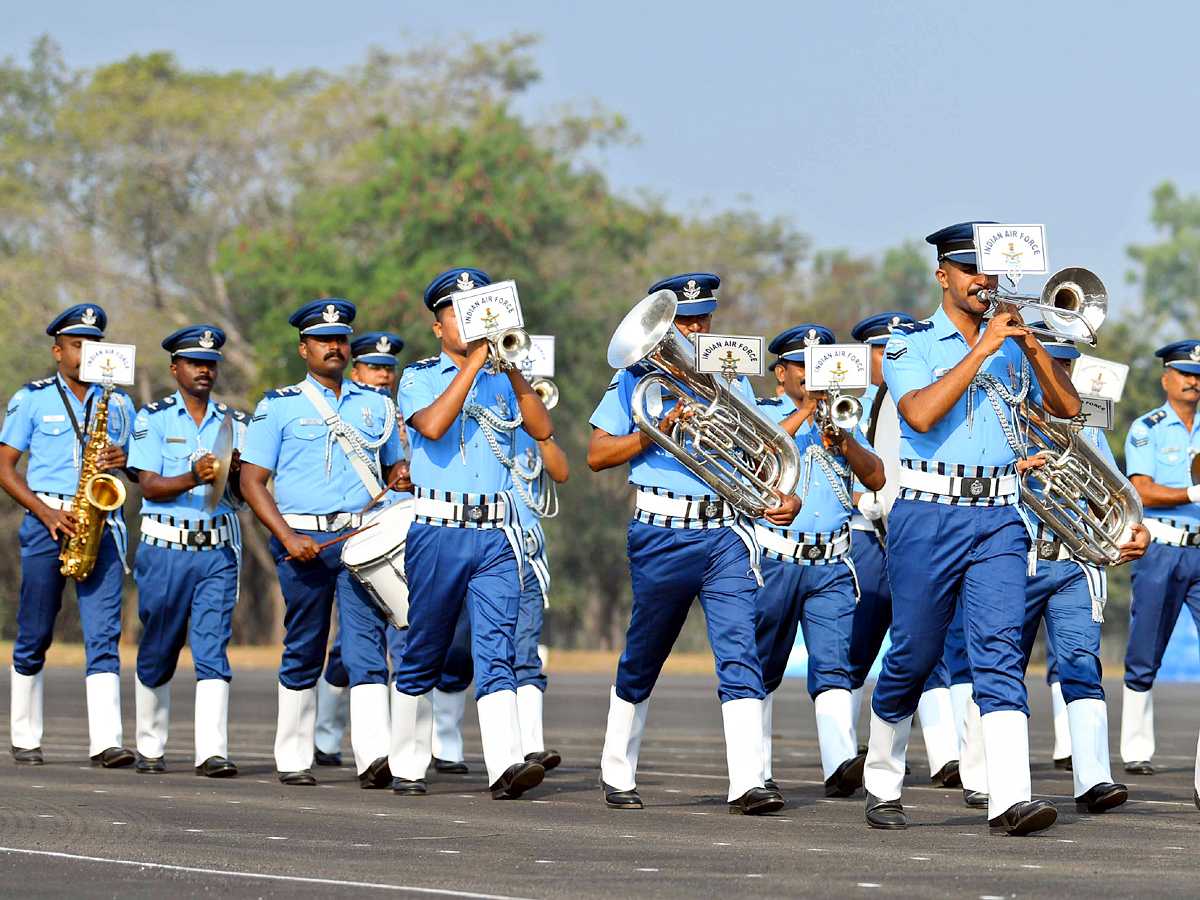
[764,778,779,792]
[434,757,469,774]
[865,792,906,829]
[90,747,135,768]
[391,777,426,795]
[931,760,961,788]
[825,752,866,797]
[313,749,342,767]
[358,756,392,789]
[1124,760,1155,775]
[278,769,316,786]
[729,787,785,815]
[600,776,643,809]
[1054,756,1073,771]
[963,789,989,808]
[526,749,561,771]
[11,746,43,766]
[196,756,238,778]
[490,760,544,799]
[1075,782,1127,813]
[135,754,165,774]
[988,799,1057,835]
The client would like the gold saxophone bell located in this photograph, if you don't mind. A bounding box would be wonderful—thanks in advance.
[60,382,126,580]
[531,378,559,410]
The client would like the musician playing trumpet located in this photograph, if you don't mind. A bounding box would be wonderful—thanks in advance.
[589,273,799,816]
[753,325,884,798]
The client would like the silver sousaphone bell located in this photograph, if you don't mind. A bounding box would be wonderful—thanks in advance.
[977,267,1108,347]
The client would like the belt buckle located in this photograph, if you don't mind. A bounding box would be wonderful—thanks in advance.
[463,504,487,523]
[187,530,211,547]
[804,543,825,560]
[958,476,990,499]
[696,500,725,521]
[1038,540,1058,561]
[1187,531,1200,548]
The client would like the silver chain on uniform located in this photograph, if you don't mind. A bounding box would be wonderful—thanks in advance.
[461,400,546,512]
[803,443,853,511]
[966,355,1032,457]
[322,398,396,482]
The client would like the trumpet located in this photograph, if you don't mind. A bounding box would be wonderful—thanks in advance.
[486,327,531,373]
[531,377,559,410]
[813,386,862,435]
[977,267,1108,347]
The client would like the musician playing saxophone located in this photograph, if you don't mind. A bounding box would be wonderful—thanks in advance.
[588,272,799,816]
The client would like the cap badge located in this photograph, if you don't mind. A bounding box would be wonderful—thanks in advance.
[456,272,475,292]
[682,280,701,301]
[322,304,339,324]
[375,337,392,354]
[81,308,97,326]
[1189,345,1200,363]
[199,330,215,349]
[890,316,902,330]
[803,328,821,348]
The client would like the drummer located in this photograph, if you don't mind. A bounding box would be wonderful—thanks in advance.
[126,326,248,777]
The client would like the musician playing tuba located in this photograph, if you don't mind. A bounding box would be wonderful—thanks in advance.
[589,272,800,816]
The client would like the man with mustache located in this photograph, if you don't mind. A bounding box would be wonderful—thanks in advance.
[241,299,409,787]
[1120,340,1200,783]
[126,326,246,777]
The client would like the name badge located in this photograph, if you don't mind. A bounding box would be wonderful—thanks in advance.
[934,367,951,377]
[165,437,187,444]
[42,415,66,423]
[300,418,323,426]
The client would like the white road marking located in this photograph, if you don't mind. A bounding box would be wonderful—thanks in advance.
[0,847,542,899]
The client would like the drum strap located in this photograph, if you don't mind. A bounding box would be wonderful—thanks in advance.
[298,381,385,496]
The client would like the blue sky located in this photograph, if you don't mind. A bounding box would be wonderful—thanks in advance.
[5,0,1199,315]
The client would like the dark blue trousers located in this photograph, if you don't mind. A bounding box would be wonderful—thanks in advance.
[1021,560,1102,703]
[270,529,388,690]
[393,524,520,700]
[133,543,237,686]
[872,500,1030,722]
[1125,541,1200,691]
[14,512,124,676]
[616,521,763,705]
[756,558,855,696]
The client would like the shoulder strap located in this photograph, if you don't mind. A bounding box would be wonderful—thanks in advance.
[297,380,384,496]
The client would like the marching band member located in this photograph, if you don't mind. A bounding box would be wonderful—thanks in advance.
[313,330,406,767]
[389,267,552,800]
[588,273,799,815]
[126,326,246,777]
[240,299,406,787]
[0,305,136,767]
[845,312,962,789]
[754,325,885,797]
[1122,340,1200,778]
[862,222,1081,835]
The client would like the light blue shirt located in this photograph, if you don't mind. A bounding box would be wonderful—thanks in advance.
[1126,402,1200,525]
[589,366,757,495]
[756,395,870,536]
[241,374,400,515]
[398,353,521,495]
[127,391,247,520]
[882,305,1044,468]
[0,374,134,495]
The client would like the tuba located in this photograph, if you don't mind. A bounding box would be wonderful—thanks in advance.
[607,290,800,518]
[1018,402,1142,566]
[60,382,127,579]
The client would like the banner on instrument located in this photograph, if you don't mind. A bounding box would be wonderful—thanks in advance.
[1071,353,1128,402]
[805,344,871,390]
[451,280,524,342]
[694,334,765,378]
[1049,393,1114,430]
[514,335,555,378]
[80,341,137,385]
[973,224,1048,281]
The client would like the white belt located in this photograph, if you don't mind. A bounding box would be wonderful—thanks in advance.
[36,493,74,511]
[897,467,1018,499]
[754,523,851,562]
[282,512,362,532]
[635,490,734,522]
[140,516,231,548]
[413,496,508,525]
[1144,517,1200,548]
[850,511,873,532]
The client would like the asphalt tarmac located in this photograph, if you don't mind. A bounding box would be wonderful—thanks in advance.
[1,667,1198,899]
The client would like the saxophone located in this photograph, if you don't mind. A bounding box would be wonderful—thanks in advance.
[59,382,127,579]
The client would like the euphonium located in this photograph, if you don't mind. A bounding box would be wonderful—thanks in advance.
[60,382,127,580]
[1019,402,1142,566]
[606,290,801,518]
[531,377,559,410]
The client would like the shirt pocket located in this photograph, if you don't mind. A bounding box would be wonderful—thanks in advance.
[288,421,326,442]
[162,441,194,477]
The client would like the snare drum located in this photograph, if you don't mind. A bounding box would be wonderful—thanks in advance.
[341,498,415,629]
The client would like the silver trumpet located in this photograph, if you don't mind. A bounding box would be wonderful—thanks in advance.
[977,266,1108,347]
[607,290,801,518]
[487,327,531,373]
[1019,402,1143,566]
[814,385,863,435]
[531,377,559,410]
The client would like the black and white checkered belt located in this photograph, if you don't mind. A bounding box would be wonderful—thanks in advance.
[634,487,736,529]
[897,461,1018,506]
[1144,517,1200,548]
[754,522,851,565]
[281,512,363,532]
[35,491,75,511]
[413,487,509,529]
[140,514,232,551]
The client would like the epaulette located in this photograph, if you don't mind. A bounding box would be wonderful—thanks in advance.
[214,402,250,423]
[1142,410,1167,428]
[23,377,56,392]
[757,396,785,406]
[893,319,933,334]
[142,395,178,414]
[263,386,303,400]
[404,356,439,372]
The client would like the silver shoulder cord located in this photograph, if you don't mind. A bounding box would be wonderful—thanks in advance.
[513,447,559,518]
[966,355,1032,457]
[803,443,853,511]
[461,397,548,514]
[322,397,397,482]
